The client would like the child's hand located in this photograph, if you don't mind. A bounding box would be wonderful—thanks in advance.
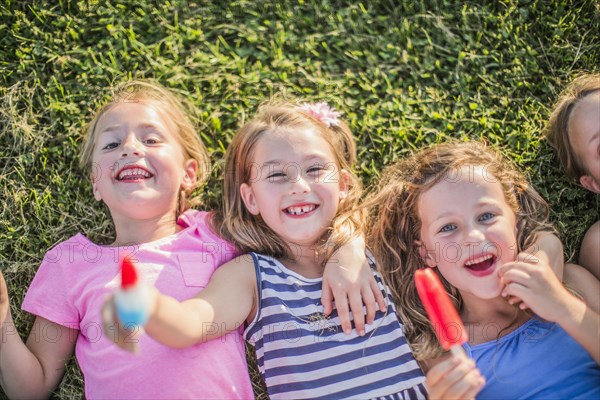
[0,270,11,328]
[101,294,143,354]
[322,256,386,336]
[425,356,485,400]
[499,253,571,322]
[501,251,537,309]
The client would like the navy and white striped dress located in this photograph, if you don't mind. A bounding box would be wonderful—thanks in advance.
[244,252,427,399]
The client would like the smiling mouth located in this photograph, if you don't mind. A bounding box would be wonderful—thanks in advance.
[283,204,318,216]
[464,254,496,272]
[115,167,154,181]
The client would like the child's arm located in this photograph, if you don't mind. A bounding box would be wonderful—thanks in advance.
[322,236,386,336]
[499,255,600,364]
[579,221,600,280]
[0,271,77,398]
[105,255,257,350]
[424,356,485,400]
[522,231,564,279]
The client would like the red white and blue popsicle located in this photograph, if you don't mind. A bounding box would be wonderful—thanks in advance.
[415,268,468,357]
[115,257,150,327]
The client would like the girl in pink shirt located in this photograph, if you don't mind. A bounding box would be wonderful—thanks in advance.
[0,81,379,399]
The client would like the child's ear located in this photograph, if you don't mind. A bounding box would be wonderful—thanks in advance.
[580,175,600,194]
[181,159,198,190]
[338,169,350,199]
[415,240,437,268]
[91,176,102,201]
[240,183,260,215]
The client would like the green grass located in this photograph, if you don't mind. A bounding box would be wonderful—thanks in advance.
[1,0,598,398]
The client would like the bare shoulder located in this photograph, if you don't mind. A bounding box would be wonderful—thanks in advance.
[564,263,600,313]
[211,254,256,287]
[579,220,600,281]
[582,220,600,247]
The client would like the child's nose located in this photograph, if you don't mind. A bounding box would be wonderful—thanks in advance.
[289,175,311,194]
[121,135,144,157]
[464,226,485,244]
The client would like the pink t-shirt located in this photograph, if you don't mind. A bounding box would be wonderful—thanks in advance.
[22,210,254,399]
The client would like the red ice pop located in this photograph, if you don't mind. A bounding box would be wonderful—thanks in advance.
[415,268,468,357]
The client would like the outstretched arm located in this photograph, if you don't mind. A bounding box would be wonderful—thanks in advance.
[499,256,600,364]
[322,236,386,336]
[105,255,257,350]
[0,271,77,398]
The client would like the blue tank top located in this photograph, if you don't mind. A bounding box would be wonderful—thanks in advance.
[244,252,427,399]
[463,318,600,399]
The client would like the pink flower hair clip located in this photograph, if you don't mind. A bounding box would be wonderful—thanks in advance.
[300,102,340,127]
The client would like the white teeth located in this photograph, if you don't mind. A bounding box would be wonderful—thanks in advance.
[286,205,316,215]
[465,254,493,266]
[117,168,152,180]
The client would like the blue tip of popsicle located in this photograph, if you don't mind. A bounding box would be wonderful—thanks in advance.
[116,306,149,328]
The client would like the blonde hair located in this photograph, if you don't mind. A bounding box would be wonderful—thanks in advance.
[367,140,554,361]
[217,101,364,261]
[79,80,210,211]
[545,73,600,182]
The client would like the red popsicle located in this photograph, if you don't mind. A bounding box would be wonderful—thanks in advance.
[415,268,468,357]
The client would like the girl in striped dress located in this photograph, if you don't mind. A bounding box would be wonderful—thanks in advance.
[125,101,427,399]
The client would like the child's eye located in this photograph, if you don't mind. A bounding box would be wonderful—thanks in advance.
[144,138,160,145]
[307,166,325,175]
[102,142,119,150]
[267,172,286,180]
[439,224,456,233]
[479,212,495,222]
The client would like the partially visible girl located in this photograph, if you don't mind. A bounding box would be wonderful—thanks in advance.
[369,141,600,399]
[0,82,377,399]
[545,73,600,280]
[107,101,427,399]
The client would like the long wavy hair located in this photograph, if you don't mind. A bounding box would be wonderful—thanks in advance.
[80,80,210,213]
[215,101,365,262]
[367,140,554,361]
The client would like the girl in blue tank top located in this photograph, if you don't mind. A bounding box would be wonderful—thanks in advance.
[369,141,600,399]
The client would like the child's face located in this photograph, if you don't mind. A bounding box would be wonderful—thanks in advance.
[240,128,349,247]
[417,165,518,300]
[90,102,197,222]
[569,92,600,193]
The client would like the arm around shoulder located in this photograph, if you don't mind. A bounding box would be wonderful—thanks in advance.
[144,254,257,348]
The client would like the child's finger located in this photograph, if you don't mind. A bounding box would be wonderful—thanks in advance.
[425,357,460,388]
[369,274,386,312]
[448,369,485,400]
[320,276,334,316]
[101,296,137,353]
[426,357,474,399]
[502,282,528,304]
[332,288,352,335]
[348,290,365,336]
[516,252,539,265]
[361,287,377,325]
